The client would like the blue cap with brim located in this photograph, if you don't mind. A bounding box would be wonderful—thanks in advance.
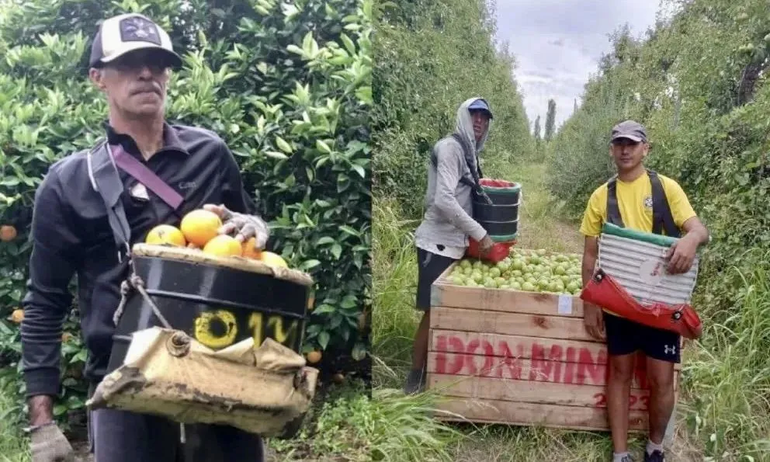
[468,98,493,119]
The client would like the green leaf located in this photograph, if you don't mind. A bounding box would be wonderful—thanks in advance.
[318,331,330,350]
[316,140,332,154]
[264,151,288,160]
[300,259,321,270]
[286,45,304,57]
[331,243,342,260]
[340,33,356,55]
[313,304,336,315]
[351,164,366,178]
[339,225,359,237]
[276,136,293,153]
[316,236,336,245]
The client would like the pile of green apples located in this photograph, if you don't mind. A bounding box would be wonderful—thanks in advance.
[447,248,583,295]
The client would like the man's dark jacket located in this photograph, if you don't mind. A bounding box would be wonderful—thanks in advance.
[21,122,257,397]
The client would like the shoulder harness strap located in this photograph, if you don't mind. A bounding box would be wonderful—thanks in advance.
[606,175,624,227]
[87,140,132,263]
[430,134,491,203]
[647,169,680,238]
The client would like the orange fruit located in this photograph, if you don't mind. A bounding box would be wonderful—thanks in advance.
[202,235,242,257]
[180,210,222,247]
[10,309,24,323]
[0,225,17,242]
[145,224,186,247]
[259,251,288,268]
[62,332,72,342]
[241,237,262,259]
[332,373,345,384]
[306,351,322,364]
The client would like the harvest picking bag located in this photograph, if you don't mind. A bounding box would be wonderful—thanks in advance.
[580,222,703,339]
[581,269,703,339]
[87,327,318,438]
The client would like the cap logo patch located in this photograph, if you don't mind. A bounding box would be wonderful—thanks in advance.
[119,16,161,45]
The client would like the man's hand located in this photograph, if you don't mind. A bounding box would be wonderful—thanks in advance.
[478,234,495,255]
[30,423,74,462]
[583,303,606,340]
[665,233,699,275]
[203,204,269,250]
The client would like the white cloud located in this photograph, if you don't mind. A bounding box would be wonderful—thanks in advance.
[493,0,662,132]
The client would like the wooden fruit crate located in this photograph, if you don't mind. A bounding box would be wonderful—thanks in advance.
[426,259,681,433]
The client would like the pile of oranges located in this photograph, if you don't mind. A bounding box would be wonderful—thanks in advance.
[145,209,288,268]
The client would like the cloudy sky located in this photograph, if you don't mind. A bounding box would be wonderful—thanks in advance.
[493,0,663,133]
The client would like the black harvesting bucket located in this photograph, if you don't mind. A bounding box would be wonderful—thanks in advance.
[472,179,522,241]
[106,244,313,375]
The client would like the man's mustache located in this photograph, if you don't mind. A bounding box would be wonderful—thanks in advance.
[130,83,161,95]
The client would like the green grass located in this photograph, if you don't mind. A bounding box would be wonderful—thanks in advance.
[0,381,29,462]
[678,254,770,461]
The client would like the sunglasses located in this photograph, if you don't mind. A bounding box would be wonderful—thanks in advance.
[102,50,172,73]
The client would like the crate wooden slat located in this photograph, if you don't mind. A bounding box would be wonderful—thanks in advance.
[434,398,649,432]
[431,283,585,318]
[431,307,596,342]
[429,374,659,408]
[426,259,681,433]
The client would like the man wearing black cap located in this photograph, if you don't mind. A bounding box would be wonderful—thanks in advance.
[579,120,709,462]
[21,13,268,462]
[405,97,496,394]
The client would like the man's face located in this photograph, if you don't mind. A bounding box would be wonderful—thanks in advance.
[470,110,490,142]
[610,138,648,172]
[89,49,172,120]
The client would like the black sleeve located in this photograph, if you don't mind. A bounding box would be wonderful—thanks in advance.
[20,168,81,398]
[218,141,258,216]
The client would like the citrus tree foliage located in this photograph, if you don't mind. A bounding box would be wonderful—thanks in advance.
[0,0,372,427]
[372,0,533,219]
[548,0,770,457]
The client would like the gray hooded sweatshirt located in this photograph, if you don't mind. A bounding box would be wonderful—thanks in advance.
[414,97,491,255]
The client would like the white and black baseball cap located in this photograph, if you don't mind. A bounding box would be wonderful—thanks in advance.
[89,13,182,69]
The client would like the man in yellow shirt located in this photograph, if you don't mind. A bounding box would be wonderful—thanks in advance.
[579,120,709,462]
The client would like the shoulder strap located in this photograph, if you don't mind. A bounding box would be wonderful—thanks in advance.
[647,170,680,237]
[111,144,183,210]
[87,141,132,262]
[430,135,481,191]
[606,175,624,227]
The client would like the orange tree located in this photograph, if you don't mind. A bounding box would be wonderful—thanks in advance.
[0,0,371,430]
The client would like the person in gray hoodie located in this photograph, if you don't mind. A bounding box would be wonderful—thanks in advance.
[404,97,495,394]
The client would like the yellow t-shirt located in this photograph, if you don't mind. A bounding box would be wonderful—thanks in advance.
[580,172,697,237]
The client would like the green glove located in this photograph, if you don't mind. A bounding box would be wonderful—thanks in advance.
[30,423,74,462]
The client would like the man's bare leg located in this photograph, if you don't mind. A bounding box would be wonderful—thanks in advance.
[646,356,676,446]
[608,352,635,454]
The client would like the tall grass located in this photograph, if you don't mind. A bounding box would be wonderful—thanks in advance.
[371,196,421,387]
[681,252,770,461]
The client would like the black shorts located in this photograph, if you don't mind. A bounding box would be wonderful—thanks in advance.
[603,312,681,363]
[415,246,459,311]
